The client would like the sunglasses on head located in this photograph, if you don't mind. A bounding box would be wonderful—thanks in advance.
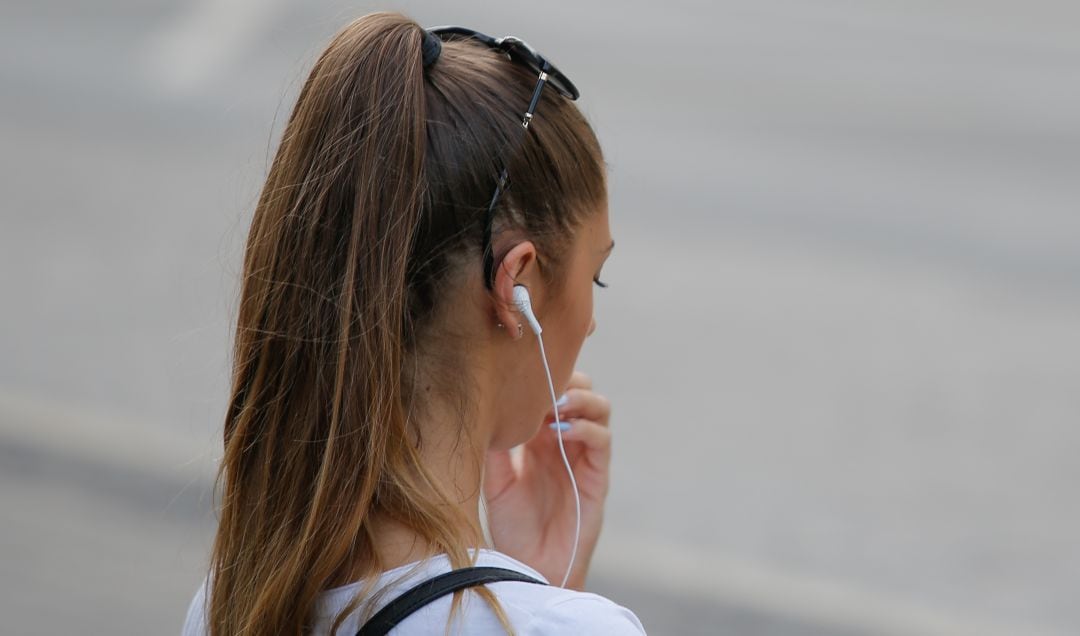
[424,25,581,289]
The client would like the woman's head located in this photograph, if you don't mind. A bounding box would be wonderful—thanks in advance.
[398,20,613,452]
[208,10,608,635]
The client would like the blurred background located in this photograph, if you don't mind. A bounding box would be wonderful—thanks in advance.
[3,0,1079,634]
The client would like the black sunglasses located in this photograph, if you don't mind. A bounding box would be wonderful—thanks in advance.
[425,25,580,289]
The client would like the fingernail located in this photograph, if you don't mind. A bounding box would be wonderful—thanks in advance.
[556,394,569,407]
[549,421,571,432]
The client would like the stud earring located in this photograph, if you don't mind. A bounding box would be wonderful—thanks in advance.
[495,321,523,337]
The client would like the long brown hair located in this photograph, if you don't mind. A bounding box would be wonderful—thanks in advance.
[207,10,607,635]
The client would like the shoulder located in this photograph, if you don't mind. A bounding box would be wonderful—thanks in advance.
[476,551,647,635]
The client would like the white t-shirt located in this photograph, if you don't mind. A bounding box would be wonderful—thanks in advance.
[182,548,647,634]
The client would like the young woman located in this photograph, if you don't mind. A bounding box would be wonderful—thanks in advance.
[183,10,644,635]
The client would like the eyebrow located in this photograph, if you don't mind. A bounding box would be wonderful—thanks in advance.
[602,239,615,254]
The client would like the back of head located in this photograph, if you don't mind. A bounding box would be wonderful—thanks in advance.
[206,10,606,635]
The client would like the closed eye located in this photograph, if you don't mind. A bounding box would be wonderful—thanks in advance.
[593,276,608,288]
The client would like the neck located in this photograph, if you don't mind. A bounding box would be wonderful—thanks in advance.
[338,344,505,584]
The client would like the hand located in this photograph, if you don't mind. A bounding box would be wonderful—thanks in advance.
[483,370,613,590]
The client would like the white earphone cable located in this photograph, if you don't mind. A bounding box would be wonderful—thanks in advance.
[535,332,580,588]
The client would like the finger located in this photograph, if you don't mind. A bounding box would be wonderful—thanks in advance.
[549,418,612,456]
[547,388,611,426]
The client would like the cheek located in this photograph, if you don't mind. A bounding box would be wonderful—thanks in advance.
[579,288,594,337]
[579,279,595,333]
[557,283,593,363]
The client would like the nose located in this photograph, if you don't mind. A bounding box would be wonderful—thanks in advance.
[587,316,597,337]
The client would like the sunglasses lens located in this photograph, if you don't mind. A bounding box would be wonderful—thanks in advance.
[503,43,577,99]
[546,75,577,99]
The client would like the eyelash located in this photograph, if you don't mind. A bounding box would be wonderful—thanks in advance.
[593,276,608,288]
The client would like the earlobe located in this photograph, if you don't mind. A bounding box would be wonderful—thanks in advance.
[494,319,525,339]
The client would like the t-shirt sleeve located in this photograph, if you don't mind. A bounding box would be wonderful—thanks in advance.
[521,594,648,635]
[181,576,208,636]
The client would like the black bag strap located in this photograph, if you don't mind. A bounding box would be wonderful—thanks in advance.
[355,566,547,636]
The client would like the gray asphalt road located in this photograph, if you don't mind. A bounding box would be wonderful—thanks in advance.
[3,1,1079,634]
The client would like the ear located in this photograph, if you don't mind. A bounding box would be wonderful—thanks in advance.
[492,240,538,339]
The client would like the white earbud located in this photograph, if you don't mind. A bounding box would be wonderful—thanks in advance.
[512,284,543,335]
